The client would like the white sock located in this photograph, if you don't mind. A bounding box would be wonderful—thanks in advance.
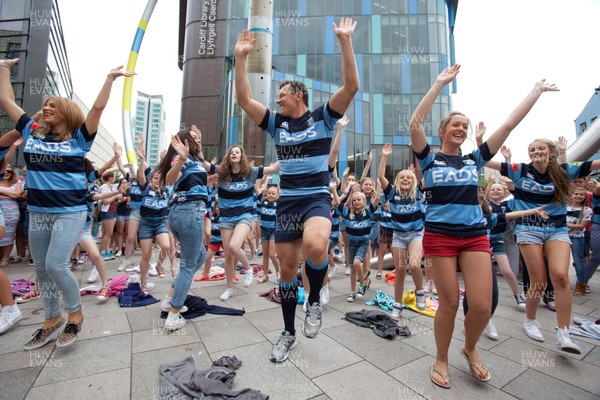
[167,311,180,321]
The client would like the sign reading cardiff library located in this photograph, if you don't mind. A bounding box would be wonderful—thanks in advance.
[198,0,218,56]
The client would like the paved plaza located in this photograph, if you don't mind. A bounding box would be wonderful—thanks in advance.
[1,252,600,400]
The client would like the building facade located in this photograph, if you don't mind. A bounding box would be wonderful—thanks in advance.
[179,0,458,178]
[134,91,166,168]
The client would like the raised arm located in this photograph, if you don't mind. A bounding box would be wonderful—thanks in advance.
[556,136,567,164]
[485,80,558,154]
[328,18,359,115]
[360,150,373,181]
[165,135,188,186]
[234,31,268,125]
[410,65,461,153]
[329,115,348,168]
[84,66,135,135]
[371,178,381,208]
[475,122,486,148]
[136,144,149,188]
[330,181,341,207]
[98,143,122,177]
[0,59,25,126]
[506,206,549,221]
[378,143,392,189]
[263,161,280,175]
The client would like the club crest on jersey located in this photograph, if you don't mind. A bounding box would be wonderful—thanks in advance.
[280,121,290,131]
[433,160,447,166]
[32,129,46,140]
[462,159,475,165]
[526,172,535,180]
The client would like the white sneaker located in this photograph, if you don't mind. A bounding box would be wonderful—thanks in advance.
[159,298,188,313]
[0,307,22,334]
[415,290,426,311]
[86,267,99,283]
[243,268,254,287]
[320,284,330,305]
[390,302,403,321]
[485,319,499,340]
[303,296,309,312]
[165,314,186,331]
[523,319,545,342]
[144,282,155,291]
[148,264,158,276]
[126,265,141,273]
[117,260,130,272]
[114,250,123,257]
[424,280,433,293]
[328,265,338,279]
[345,266,351,275]
[556,327,581,354]
[220,288,234,301]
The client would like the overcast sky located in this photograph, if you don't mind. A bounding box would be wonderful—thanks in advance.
[60,0,600,163]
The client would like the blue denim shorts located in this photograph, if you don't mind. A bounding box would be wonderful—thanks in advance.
[489,233,506,254]
[129,208,141,222]
[392,229,423,249]
[219,213,255,230]
[261,227,275,241]
[348,240,369,263]
[516,227,571,246]
[328,237,339,253]
[117,214,130,222]
[100,211,117,221]
[138,216,168,240]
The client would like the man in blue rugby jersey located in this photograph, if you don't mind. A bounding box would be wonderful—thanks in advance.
[235,17,359,362]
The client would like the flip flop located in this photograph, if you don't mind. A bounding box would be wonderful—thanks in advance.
[194,276,210,282]
[430,363,451,389]
[460,348,491,382]
[376,272,382,280]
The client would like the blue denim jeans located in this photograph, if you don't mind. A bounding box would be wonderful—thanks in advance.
[168,201,206,309]
[29,211,87,319]
[570,236,586,282]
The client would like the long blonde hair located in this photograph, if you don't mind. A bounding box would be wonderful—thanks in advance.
[36,97,85,141]
[393,169,417,202]
[531,138,570,204]
[347,190,367,220]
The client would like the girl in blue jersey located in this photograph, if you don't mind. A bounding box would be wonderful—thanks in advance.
[217,145,279,301]
[0,58,133,349]
[136,146,172,291]
[488,138,600,354]
[196,196,223,281]
[155,125,215,331]
[378,143,426,319]
[256,184,280,283]
[567,186,592,295]
[341,189,379,301]
[410,64,558,388]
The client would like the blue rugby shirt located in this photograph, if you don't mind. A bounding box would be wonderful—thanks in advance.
[500,161,593,232]
[17,113,95,213]
[259,103,342,197]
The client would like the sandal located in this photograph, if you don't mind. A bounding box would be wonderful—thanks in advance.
[431,363,451,389]
[546,301,556,312]
[194,275,210,282]
[460,348,491,382]
[376,272,382,280]
[257,275,269,284]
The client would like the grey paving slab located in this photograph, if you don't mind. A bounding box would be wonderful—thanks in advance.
[25,368,130,400]
[0,366,41,400]
[245,307,303,333]
[211,341,322,400]
[582,345,600,368]
[131,342,211,400]
[389,355,519,400]
[323,322,427,372]
[501,368,598,400]
[222,292,281,313]
[193,315,265,353]
[490,337,600,394]
[264,328,362,379]
[33,333,131,386]
[132,323,201,354]
[126,308,164,332]
[313,360,413,400]
[0,347,49,373]
[78,313,131,340]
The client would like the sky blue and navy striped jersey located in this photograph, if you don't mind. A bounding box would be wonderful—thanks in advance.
[139,182,172,218]
[218,166,263,223]
[500,161,592,232]
[383,182,424,232]
[489,201,511,235]
[209,211,222,244]
[342,204,376,243]
[417,143,494,237]
[330,203,341,240]
[172,154,213,204]
[257,193,277,230]
[126,169,151,210]
[206,185,217,215]
[591,193,600,224]
[259,103,342,197]
[16,113,95,213]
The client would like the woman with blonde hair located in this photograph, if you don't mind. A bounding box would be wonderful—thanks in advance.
[0,58,133,349]
[0,163,22,267]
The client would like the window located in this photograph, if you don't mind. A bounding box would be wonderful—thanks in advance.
[580,122,587,133]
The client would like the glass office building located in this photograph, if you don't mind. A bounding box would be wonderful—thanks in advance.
[180,0,458,178]
[135,92,167,168]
